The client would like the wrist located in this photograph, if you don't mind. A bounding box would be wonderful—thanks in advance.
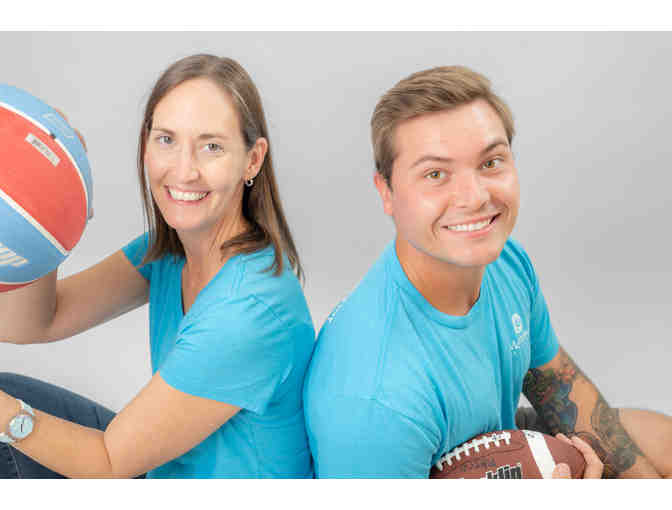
[0,391,20,431]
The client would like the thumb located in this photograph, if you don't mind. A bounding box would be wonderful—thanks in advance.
[552,463,571,479]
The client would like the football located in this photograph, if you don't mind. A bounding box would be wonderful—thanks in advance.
[430,429,586,479]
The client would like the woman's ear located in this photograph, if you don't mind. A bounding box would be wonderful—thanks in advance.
[246,137,268,181]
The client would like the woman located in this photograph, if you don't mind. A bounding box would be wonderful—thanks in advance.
[0,54,315,478]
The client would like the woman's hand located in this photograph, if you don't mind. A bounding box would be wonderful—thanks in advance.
[51,107,87,152]
[51,106,91,219]
[551,433,604,478]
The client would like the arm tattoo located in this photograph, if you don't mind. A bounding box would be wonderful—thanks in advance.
[580,395,644,478]
[522,351,581,435]
[522,348,644,478]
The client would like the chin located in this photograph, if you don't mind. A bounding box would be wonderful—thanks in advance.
[161,217,203,235]
[449,252,501,269]
[431,240,507,269]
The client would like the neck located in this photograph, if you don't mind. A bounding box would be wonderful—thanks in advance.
[180,210,249,284]
[395,236,485,316]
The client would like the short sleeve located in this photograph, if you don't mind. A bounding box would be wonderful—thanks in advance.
[159,294,296,414]
[121,233,152,281]
[505,239,560,368]
[306,394,436,478]
[528,271,560,368]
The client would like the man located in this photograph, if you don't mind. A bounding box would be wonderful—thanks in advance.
[303,65,672,478]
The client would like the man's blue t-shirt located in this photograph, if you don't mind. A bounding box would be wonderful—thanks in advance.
[303,238,559,478]
[122,234,315,478]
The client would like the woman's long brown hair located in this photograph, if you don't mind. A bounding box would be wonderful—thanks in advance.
[137,54,303,282]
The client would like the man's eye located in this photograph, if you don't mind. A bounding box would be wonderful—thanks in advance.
[426,170,445,180]
[205,143,222,152]
[482,159,501,170]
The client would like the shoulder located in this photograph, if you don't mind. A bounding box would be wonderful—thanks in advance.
[321,248,395,334]
[121,233,152,279]
[187,245,313,339]
[305,245,403,402]
[237,245,312,329]
[121,232,185,282]
[123,232,150,255]
[169,246,314,395]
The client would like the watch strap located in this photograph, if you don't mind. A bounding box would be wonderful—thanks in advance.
[18,399,35,417]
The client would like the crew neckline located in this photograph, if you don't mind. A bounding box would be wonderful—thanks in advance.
[385,240,488,329]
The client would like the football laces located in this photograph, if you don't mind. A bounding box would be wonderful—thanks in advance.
[435,431,512,471]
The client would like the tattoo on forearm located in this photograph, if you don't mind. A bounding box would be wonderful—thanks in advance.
[522,348,644,478]
[522,349,581,435]
[589,395,643,475]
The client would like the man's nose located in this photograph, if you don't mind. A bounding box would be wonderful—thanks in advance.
[450,170,489,210]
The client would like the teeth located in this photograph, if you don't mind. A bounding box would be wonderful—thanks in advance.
[447,218,492,232]
[168,188,208,201]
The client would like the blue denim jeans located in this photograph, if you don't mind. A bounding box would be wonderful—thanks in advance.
[0,372,120,478]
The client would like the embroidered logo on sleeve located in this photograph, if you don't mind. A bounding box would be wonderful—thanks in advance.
[510,313,529,351]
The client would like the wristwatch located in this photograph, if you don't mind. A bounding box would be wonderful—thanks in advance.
[0,399,35,444]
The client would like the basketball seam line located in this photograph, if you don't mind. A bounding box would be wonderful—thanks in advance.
[0,277,39,285]
[0,187,69,256]
[0,101,90,212]
[54,137,90,212]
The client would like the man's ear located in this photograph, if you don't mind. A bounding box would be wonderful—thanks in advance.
[373,172,394,217]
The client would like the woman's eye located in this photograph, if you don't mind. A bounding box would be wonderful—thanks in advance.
[156,135,172,145]
[426,169,444,180]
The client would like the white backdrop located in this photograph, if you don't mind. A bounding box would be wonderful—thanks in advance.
[1,32,670,415]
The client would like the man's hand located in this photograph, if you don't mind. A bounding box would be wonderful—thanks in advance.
[552,433,603,478]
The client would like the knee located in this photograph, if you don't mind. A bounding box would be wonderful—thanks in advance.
[619,408,672,478]
[0,372,21,389]
[0,372,36,397]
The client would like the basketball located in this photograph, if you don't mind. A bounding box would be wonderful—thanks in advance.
[0,84,93,292]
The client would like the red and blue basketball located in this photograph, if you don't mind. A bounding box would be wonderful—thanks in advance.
[0,84,93,292]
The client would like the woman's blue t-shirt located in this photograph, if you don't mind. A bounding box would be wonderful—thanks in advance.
[122,233,315,478]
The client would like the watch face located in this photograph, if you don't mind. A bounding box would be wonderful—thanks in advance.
[9,414,34,439]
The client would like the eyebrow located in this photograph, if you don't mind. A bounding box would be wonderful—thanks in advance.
[409,138,510,169]
[150,127,230,140]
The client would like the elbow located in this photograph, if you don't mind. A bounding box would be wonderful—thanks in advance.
[6,326,63,345]
[2,334,48,345]
[100,433,143,479]
[1,336,29,345]
[75,456,131,479]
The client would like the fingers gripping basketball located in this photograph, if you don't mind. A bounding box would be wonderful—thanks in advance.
[0,84,93,292]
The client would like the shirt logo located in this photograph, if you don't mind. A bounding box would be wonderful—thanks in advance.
[510,312,529,351]
[512,313,523,334]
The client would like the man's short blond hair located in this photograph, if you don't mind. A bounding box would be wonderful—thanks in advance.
[371,66,515,185]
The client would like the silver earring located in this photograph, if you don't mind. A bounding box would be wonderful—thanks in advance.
[245,178,254,187]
